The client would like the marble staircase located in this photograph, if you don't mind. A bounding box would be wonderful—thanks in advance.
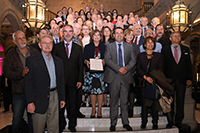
[62,106,179,132]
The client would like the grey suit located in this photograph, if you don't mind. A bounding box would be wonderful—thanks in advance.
[104,41,136,126]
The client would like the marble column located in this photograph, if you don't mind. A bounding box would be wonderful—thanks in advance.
[182,85,198,131]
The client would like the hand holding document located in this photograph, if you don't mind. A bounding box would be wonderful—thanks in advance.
[90,58,103,71]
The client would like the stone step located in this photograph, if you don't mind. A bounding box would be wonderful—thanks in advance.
[65,106,163,117]
[65,115,168,128]
[61,126,178,132]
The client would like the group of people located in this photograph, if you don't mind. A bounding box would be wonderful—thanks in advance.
[2,3,192,133]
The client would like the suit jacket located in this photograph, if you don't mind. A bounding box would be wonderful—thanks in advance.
[25,53,65,114]
[134,35,145,47]
[136,52,163,80]
[52,41,83,87]
[83,42,106,72]
[155,34,171,48]
[162,44,192,84]
[104,41,136,84]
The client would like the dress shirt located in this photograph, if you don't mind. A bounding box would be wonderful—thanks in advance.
[64,40,72,58]
[53,36,60,44]
[133,35,141,45]
[82,36,90,48]
[115,41,125,67]
[171,44,181,63]
[139,42,162,53]
[41,52,56,89]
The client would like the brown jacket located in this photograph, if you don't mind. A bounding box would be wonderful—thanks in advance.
[3,46,39,94]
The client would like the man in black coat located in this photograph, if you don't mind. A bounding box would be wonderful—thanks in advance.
[52,24,83,132]
[25,35,65,133]
[162,32,192,129]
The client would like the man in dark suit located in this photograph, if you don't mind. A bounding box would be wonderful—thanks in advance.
[52,24,83,132]
[162,32,192,129]
[104,27,136,132]
[30,28,48,52]
[25,35,65,133]
[133,24,145,49]
[155,24,171,48]
[140,17,149,36]
[51,24,61,45]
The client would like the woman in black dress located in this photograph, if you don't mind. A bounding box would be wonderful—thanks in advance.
[136,36,163,129]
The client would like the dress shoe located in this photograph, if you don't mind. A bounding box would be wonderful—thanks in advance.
[102,105,107,107]
[110,126,116,131]
[97,115,102,118]
[90,115,95,118]
[123,124,133,131]
[152,124,158,129]
[77,112,85,118]
[68,127,76,132]
[140,123,146,129]
[166,123,173,128]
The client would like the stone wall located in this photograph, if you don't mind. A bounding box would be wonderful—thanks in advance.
[45,0,143,15]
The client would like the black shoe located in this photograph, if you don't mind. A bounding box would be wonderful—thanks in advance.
[166,123,173,128]
[123,124,133,131]
[77,112,85,118]
[68,127,76,132]
[152,124,158,129]
[110,126,116,131]
[103,105,107,107]
[140,123,146,129]
[97,116,102,118]
[90,115,95,118]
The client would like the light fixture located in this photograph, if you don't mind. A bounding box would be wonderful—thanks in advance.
[22,0,48,43]
[167,0,192,32]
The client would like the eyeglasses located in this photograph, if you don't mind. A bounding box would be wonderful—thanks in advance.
[145,33,153,35]
[172,35,181,37]
[83,28,89,30]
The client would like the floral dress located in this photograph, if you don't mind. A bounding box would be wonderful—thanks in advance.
[83,51,107,94]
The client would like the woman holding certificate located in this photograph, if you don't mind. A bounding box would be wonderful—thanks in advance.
[83,30,106,118]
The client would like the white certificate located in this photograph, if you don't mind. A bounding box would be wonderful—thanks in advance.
[90,58,103,71]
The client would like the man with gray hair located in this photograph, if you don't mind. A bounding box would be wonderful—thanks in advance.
[3,30,39,133]
[133,24,144,48]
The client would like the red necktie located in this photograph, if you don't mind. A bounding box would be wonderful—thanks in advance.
[66,43,69,58]
[174,46,178,64]
[134,37,138,44]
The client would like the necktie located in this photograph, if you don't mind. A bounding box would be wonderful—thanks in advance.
[134,37,138,45]
[66,43,69,58]
[118,44,123,67]
[55,38,58,44]
[174,46,178,64]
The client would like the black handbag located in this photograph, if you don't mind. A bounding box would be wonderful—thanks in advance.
[142,57,161,100]
[143,80,161,100]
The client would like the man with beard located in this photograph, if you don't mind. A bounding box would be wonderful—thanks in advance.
[155,24,171,48]
[52,25,83,132]
[3,30,39,133]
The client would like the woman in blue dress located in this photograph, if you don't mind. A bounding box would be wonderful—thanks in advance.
[83,29,106,118]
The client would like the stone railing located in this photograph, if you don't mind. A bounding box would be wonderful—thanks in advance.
[133,2,154,16]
